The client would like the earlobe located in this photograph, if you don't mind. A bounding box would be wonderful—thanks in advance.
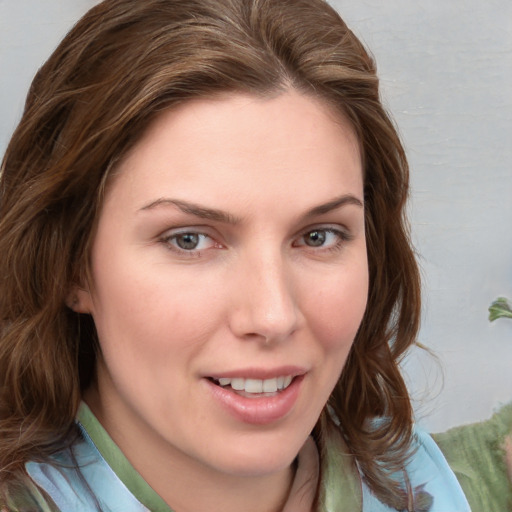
[66,286,93,314]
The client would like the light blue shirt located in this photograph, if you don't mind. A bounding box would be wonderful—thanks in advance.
[26,403,471,511]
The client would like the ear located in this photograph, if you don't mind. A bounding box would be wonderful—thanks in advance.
[66,284,94,314]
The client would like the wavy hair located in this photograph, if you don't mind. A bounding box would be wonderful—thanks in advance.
[0,0,421,508]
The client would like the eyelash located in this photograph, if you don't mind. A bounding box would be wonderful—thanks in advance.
[293,227,352,253]
[159,226,352,257]
[160,230,219,258]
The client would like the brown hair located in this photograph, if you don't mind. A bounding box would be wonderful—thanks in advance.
[0,0,421,508]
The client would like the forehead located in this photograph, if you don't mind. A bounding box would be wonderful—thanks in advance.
[106,90,363,214]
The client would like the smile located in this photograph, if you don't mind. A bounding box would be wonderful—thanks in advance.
[212,376,294,394]
[206,373,305,424]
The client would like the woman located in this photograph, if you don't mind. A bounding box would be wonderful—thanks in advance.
[0,0,507,511]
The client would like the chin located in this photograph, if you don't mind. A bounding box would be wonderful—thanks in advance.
[206,430,307,477]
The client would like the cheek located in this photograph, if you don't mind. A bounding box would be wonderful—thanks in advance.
[305,262,368,351]
[89,258,224,362]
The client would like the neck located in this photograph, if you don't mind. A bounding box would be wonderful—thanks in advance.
[84,385,296,512]
[156,462,295,512]
[137,443,296,512]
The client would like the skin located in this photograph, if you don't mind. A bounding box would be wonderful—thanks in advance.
[75,90,369,512]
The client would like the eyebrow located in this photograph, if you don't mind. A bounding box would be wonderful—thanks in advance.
[139,194,363,224]
[301,194,364,219]
[139,198,241,224]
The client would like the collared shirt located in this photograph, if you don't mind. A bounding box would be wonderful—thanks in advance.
[19,403,472,511]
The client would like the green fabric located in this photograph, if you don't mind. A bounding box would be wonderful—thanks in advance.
[78,403,363,512]
[15,402,511,511]
[433,402,512,512]
[77,403,172,512]
[320,421,362,512]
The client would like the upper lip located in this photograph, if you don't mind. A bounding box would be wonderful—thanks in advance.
[205,366,307,380]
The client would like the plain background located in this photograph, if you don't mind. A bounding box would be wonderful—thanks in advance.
[1,0,511,433]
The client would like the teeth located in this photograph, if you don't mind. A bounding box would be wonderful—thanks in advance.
[245,379,263,393]
[263,378,277,393]
[231,378,245,391]
[215,376,294,394]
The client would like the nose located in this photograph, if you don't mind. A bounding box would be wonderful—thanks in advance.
[228,249,301,344]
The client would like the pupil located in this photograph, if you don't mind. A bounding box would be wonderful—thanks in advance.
[306,230,326,247]
[177,233,199,250]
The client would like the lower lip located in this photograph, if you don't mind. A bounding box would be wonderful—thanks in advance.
[205,376,304,425]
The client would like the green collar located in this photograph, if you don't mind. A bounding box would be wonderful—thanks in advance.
[319,422,362,512]
[77,403,362,512]
[77,403,172,512]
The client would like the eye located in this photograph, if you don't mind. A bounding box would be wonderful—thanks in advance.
[161,230,218,254]
[294,227,350,250]
[303,230,328,247]
[174,233,203,250]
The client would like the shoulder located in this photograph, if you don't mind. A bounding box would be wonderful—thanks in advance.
[360,428,471,512]
[361,428,471,512]
[319,424,470,512]
[24,430,151,512]
[433,402,512,512]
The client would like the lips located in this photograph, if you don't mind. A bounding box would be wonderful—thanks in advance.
[205,369,305,424]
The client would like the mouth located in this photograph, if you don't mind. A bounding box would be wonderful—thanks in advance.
[209,376,294,397]
[205,370,305,424]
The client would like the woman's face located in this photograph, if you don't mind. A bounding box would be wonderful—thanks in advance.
[77,90,368,479]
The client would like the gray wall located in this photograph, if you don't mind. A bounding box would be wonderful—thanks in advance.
[334,1,512,432]
[1,1,511,432]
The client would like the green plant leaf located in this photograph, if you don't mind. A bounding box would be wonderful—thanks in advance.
[488,297,512,322]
